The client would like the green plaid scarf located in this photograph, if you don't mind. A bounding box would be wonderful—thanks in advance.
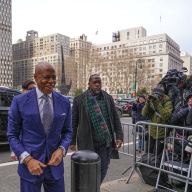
[86,91,112,146]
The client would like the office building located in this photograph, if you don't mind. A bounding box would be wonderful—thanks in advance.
[13,31,76,94]
[0,0,12,87]
[181,52,192,75]
[89,27,183,94]
[70,34,92,91]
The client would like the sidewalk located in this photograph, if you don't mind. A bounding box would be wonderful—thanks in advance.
[101,174,154,192]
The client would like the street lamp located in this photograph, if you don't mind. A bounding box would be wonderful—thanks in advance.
[134,59,144,96]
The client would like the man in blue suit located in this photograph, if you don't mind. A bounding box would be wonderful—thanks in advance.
[7,61,72,192]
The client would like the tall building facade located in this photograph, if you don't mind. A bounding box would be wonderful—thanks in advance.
[70,34,92,91]
[13,31,76,94]
[181,52,192,75]
[0,0,12,87]
[88,27,183,94]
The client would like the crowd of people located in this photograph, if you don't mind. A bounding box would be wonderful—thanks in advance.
[132,68,192,157]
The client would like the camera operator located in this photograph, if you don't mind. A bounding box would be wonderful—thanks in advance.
[171,92,192,137]
[158,68,187,109]
[142,88,173,155]
[170,92,192,162]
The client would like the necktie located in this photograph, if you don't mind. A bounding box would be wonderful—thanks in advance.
[41,94,53,135]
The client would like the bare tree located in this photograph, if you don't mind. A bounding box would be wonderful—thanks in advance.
[88,45,160,95]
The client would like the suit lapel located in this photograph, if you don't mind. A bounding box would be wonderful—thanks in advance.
[27,89,45,135]
[49,92,62,134]
[52,92,60,119]
[83,91,90,115]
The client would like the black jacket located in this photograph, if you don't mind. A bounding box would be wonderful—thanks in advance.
[171,105,190,126]
[71,90,123,150]
[171,105,192,136]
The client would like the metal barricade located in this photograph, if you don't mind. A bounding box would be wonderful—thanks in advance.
[119,123,135,158]
[121,121,192,192]
[156,136,192,192]
[120,122,146,183]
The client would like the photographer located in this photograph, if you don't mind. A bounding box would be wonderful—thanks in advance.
[171,92,192,137]
[142,88,173,155]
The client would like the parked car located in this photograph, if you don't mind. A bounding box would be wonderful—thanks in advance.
[0,86,21,146]
[115,98,136,117]
[115,104,123,117]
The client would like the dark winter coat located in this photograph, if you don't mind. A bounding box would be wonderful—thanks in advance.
[171,105,192,136]
[71,90,123,150]
[132,102,148,123]
[171,105,189,126]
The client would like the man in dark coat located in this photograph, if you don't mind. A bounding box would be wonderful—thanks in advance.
[171,92,192,137]
[70,74,123,183]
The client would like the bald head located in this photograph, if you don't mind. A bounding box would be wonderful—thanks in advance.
[35,61,55,75]
[34,61,56,94]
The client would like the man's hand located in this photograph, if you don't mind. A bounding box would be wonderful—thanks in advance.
[10,155,18,161]
[116,140,123,148]
[26,158,47,176]
[70,145,77,151]
[10,152,18,161]
[47,148,63,166]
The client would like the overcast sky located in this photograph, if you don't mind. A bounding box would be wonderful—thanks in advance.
[12,0,192,54]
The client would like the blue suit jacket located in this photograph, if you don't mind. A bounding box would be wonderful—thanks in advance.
[7,89,72,182]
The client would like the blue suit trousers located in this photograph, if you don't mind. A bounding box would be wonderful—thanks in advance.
[20,167,64,192]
